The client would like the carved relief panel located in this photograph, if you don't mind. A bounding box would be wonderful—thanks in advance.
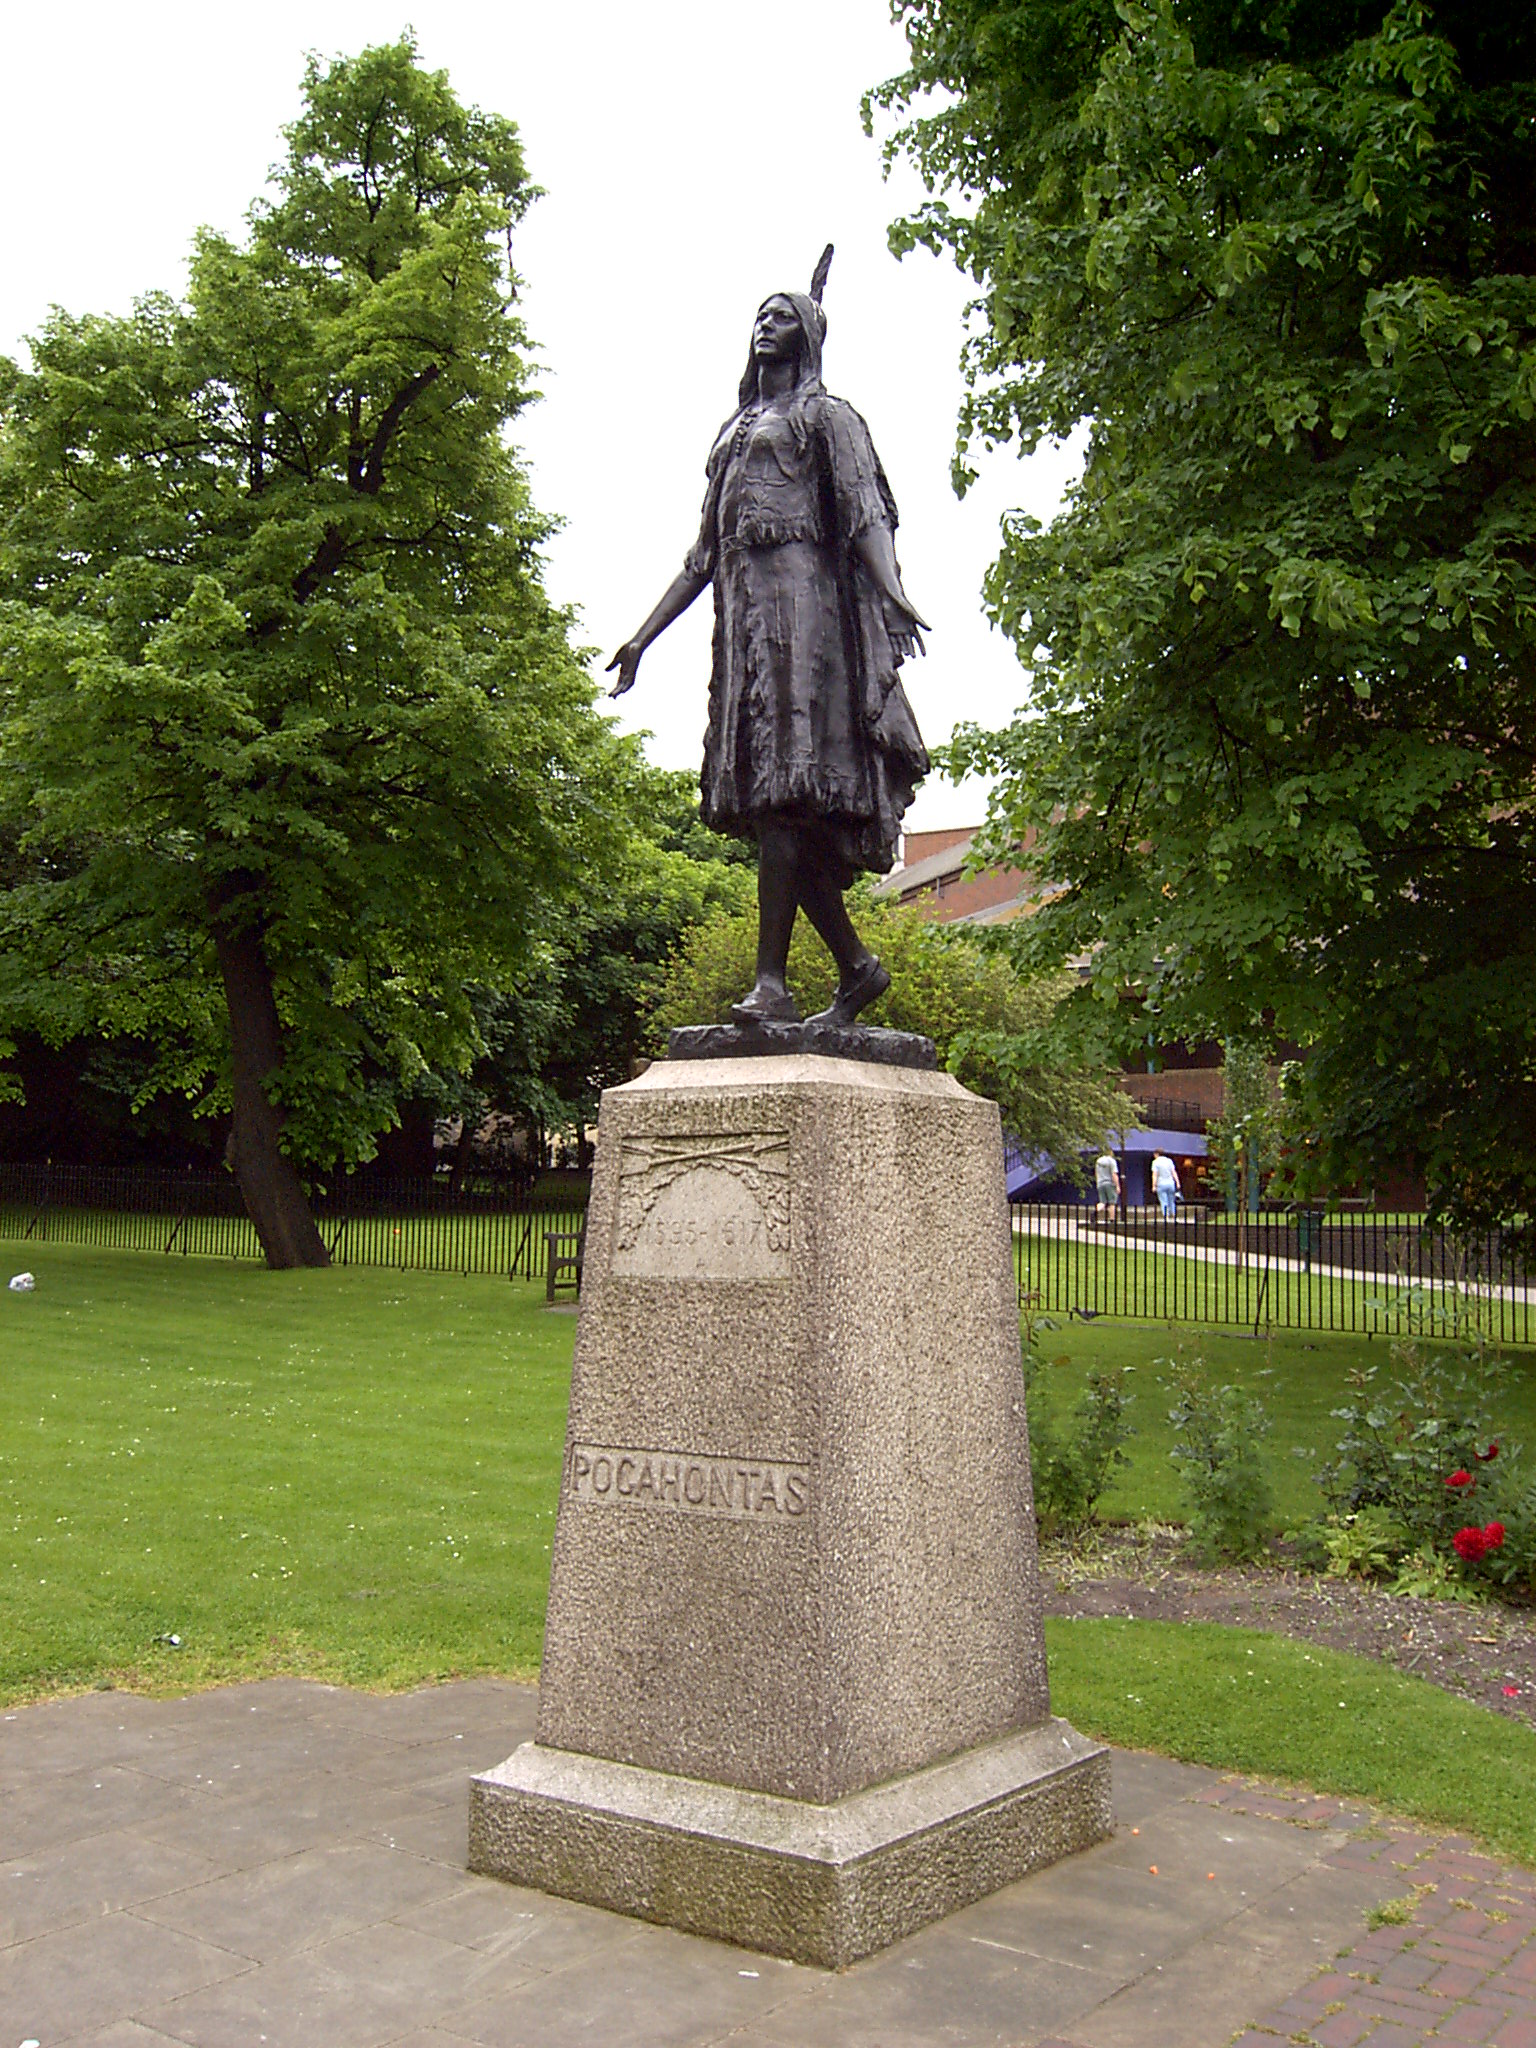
[610,1131,790,1281]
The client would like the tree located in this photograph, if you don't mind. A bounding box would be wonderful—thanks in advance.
[0,40,632,1264]
[1206,1037,1281,1267]
[1206,1038,1281,1213]
[426,769,754,1171]
[873,1,1536,1241]
[650,892,1136,1172]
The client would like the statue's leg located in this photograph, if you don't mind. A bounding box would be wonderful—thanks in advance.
[797,840,892,1028]
[794,847,869,985]
[729,817,803,1025]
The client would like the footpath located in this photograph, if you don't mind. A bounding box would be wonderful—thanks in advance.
[3,1678,1534,2047]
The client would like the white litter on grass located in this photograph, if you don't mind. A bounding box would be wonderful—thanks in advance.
[8,1272,35,1292]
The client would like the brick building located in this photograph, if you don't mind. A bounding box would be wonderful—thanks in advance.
[872,828,1042,926]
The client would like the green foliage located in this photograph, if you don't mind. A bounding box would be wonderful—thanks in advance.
[1476,1477,1536,1598]
[1206,1038,1281,1206]
[1165,1358,1276,1558]
[1027,1361,1136,1536]
[435,769,753,1152]
[1391,1545,1484,1602]
[1315,1335,1536,1593]
[650,892,1137,1169]
[1367,1893,1423,1930]
[1319,1505,1410,1579]
[1023,1291,1136,1533]
[873,0,1536,1243]
[0,39,633,1177]
[1317,1340,1507,1543]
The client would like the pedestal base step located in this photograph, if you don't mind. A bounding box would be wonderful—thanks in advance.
[469,1719,1112,1970]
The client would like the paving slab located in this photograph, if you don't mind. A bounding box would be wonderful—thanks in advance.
[0,1824,222,1947]
[55,2026,191,2048]
[1,1763,209,1863]
[0,1907,249,2041]
[2,1677,1529,2047]
[0,1694,167,1793]
[133,1837,467,1963]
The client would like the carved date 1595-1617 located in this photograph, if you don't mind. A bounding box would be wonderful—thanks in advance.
[610,1132,791,1282]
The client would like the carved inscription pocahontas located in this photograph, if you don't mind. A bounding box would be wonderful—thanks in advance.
[567,1444,810,1521]
[611,1131,790,1280]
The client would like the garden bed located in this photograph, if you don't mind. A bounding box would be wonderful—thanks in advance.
[1042,1524,1536,1730]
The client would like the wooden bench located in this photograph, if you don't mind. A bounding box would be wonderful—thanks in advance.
[545,1218,587,1304]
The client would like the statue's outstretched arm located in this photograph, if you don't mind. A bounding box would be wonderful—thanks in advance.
[607,568,711,698]
[853,526,930,658]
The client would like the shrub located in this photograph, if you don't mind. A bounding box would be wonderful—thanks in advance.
[1021,1294,1136,1536]
[1028,1368,1136,1538]
[1318,1341,1508,1555]
[1318,1338,1533,1597]
[1165,1362,1275,1562]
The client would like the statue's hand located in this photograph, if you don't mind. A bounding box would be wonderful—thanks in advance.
[883,592,929,662]
[606,640,644,698]
[891,590,931,635]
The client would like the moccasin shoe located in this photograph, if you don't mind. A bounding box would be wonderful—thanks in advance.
[806,955,890,1028]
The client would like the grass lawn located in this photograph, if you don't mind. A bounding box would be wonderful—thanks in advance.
[6,1244,1536,1866]
[1046,1617,1536,1869]
[0,1243,574,1703]
[1025,1316,1536,1527]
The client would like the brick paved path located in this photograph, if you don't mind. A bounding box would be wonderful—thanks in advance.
[1193,1780,1536,2048]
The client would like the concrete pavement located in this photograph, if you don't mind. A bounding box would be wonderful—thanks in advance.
[2,1678,1530,2047]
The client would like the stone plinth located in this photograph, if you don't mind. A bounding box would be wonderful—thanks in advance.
[471,1054,1110,1963]
[667,1019,936,1069]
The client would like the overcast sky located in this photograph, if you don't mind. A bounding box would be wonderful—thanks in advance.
[2,0,1080,834]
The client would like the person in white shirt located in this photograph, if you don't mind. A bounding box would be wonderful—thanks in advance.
[1151,1149,1181,1221]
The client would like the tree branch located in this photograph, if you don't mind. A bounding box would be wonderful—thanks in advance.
[357,365,440,495]
[289,366,441,608]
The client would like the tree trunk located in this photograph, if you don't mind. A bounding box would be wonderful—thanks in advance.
[215,921,330,1270]
[447,1114,480,1194]
[1236,1143,1248,1272]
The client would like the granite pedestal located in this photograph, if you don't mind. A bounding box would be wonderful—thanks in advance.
[470,1053,1110,1967]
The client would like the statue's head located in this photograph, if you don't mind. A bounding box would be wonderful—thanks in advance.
[751,293,824,372]
[737,255,832,410]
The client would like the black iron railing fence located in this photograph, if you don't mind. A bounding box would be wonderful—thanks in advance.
[1123,1096,1208,1134]
[1011,1201,1534,1346]
[6,1165,1530,1341]
[0,1162,584,1280]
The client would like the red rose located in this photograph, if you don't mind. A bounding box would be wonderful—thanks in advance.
[1483,1523,1506,1549]
[1446,1470,1474,1489]
[1453,1527,1487,1562]
[1477,1442,1500,1462]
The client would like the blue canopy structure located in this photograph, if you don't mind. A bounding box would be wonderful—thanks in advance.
[1004,1128,1209,1205]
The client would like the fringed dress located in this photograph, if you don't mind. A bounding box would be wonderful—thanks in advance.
[684,390,929,885]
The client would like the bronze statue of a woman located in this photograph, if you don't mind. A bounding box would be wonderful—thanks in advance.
[608,247,930,1028]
